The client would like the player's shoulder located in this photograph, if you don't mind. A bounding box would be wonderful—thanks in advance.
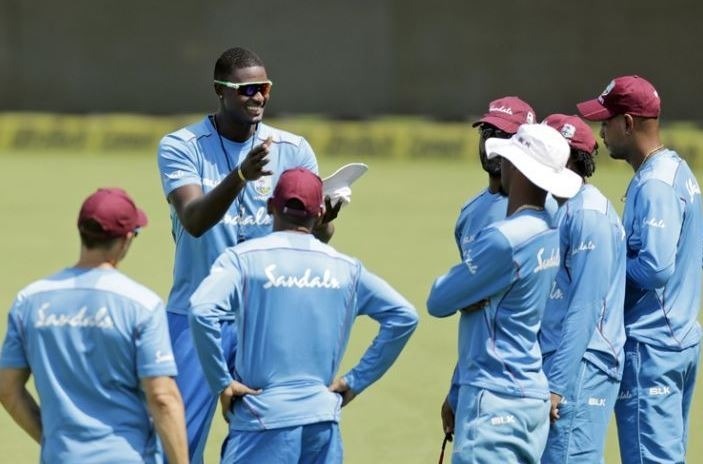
[94,272,163,311]
[636,149,684,187]
[15,268,74,301]
[256,123,307,148]
[160,116,213,147]
[459,188,492,212]
[493,210,555,249]
[234,232,358,266]
[572,184,610,216]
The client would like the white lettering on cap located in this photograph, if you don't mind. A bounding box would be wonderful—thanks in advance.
[489,105,514,115]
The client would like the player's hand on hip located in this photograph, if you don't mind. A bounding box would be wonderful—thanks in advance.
[440,396,455,441]
[549,392,562,424]
[219,380,262,422]
[329,377,356,407]
[239,136,273,180]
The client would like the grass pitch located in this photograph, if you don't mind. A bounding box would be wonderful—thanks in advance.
[0,151,700,463]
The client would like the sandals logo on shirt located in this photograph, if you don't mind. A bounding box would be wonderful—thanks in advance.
[252,176,273,199]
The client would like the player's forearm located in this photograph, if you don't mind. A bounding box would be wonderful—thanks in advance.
[546,301,600,396]
[0,387,42,443]
[626,255,674,289]
[147,387,189,464]
[189,310,235,393]
[179,173,247,237]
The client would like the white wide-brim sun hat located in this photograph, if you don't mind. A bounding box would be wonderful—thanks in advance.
[485,123,583,199]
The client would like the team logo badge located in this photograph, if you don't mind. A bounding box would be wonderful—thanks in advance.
[526,111,535,124]
[560,123,576,139]
[601,80,615,97]
[253,176,273,198]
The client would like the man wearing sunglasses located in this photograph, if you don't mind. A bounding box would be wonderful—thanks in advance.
[440,96,537,441]
[157,47,343,463]
[0,188,188,464]
[578,75,702,464]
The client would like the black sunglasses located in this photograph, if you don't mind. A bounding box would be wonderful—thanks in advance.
[479,125,510,139]
[214,80,273,97]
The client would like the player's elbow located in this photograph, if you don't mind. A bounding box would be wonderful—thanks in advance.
[0,370,22,406]
[145,377,183,417]
[426,289,453,318]
[630,264,674,289]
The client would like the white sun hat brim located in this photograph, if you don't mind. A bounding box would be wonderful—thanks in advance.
[485,137,583,199]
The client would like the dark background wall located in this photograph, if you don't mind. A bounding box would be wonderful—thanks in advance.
[1,1,700,121]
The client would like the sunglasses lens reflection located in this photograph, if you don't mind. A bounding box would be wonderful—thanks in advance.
[238,83,270,97]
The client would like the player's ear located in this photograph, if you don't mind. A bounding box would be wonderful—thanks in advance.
[623,114,635,135]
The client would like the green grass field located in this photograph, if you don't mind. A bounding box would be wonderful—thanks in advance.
[0,151,701,463]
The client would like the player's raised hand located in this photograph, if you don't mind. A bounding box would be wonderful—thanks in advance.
[440,397,455,440]
[321,196,343,224]
[239,136,273,180]
[219,380,262,422]
[329,377,356,407]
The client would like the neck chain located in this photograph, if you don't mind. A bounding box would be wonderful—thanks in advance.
[514,204,544,215]
[210,114,258,172]
[644,144,665,160]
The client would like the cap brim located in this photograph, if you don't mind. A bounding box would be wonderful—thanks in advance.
[576,99,614,121]
[136,208,149,228]
[471,115,520,134]
[485,138,583,199]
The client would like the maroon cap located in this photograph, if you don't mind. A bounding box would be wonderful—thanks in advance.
[577,75,661,121]
[542,114,598,154]
[77,188,148,238]
[271,168,324,218]
[472,96,537,133]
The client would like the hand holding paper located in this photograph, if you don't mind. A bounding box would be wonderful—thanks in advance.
[322,163,368,208]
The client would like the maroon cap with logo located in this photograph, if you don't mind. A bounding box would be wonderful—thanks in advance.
[577,75,661,121]
[542,114,598,154]
[472,96,537,134]
[77,188,148,238]
[271,168,324,218]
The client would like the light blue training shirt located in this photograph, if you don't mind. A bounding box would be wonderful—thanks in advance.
[157,117,318,315]
[0,267,176,464]
[428,208,559,400]
[540,184,626,397]
[622,149,703,349]
[189,231,418,431]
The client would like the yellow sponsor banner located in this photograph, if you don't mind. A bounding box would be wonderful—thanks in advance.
[1,113,702,167]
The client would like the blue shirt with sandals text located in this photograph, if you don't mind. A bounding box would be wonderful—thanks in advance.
[621,149,702,349]
[0,268,176,464]
[539,184,627,397]
[428,208,559,400]
[189,231,418,431]
[157,117,318,316]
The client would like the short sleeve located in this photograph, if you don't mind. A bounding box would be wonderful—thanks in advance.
[297,138,319,174]
[135,301,177,378]
[157,135,202,197]
[0,298,29,369]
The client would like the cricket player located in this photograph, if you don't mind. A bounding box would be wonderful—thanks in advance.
[442,96,537,436]
[428,123,583,463]
[157,47,345,462]
[539,114,626,463]
[0,188,188,464]
[189,168,418,463]
[578,74,702,463]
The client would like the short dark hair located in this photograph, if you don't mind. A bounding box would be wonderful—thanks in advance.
[214,47,265,81]
[78,219,122,250]
[569,149,597,178]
